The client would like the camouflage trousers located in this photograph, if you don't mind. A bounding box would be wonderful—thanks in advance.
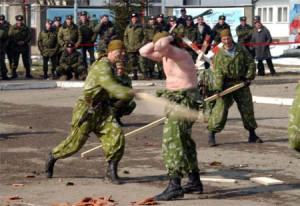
[288,83,300,152]
[81,46,95,69]
[52,100,125,162]
[56,65,86,78]
[141,56,155,73]
[128,52,143,73]
[158,88,201,178]
[208,84,258,132]
[11,46,31,72]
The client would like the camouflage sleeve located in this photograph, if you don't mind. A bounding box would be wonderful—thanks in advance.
[93,23,102,33]
[71,52,83,68]
[37,32,43,52]
[213,52,224,91]
[142,27,149,45]
[76,26,82,45]
[91,31,98,43]
[60,53,68,70]
[24,27,31,44]
[110,26,119,40]
[57,28,65,47]
[124,27,129,48]
[243,47,256,79]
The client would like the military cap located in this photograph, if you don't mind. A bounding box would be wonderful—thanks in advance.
[186,15,193,21]
[220,29,232,38]
[47,19,54,25]
[66,14,73,20]
[131,13,138,18]
[80,11,87,16]
[157,13,164,18]
[219,15,226,20]
[107,40,125,52]
[66,41,75,48]
[15,15,24,21]
[0,14,5,20]
[149,15,155,20]
[181,8,186,12]
[253,15,261,23]
[239,16,247,21]
[168,16,177,21]
[54,16,61,21]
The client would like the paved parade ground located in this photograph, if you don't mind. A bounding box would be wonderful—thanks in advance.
[1,74,300,206]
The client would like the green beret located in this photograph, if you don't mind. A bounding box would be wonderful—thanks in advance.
[107,40,125,52]
[220,29,232,38]
[153,31,169,44]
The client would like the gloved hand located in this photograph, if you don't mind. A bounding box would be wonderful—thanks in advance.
[215,90,222,98]
[244,79,252,87]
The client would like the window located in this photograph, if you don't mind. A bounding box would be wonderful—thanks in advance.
[263,8,267,22]
[258,8,262,17]
[278,6,288,22]
[268,8,273,22]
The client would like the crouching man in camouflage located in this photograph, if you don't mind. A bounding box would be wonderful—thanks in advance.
[140,31,203,201]
[56,41,86,80]
[45,40,135,184]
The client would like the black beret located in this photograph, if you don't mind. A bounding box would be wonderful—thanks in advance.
[149,15,155,20]
[0,14,5,20]
[80,11,87,16]
[131,13,138,18]
[219,15,226,20]
[186,15,193,21]
[240,16,247,21]
[157,14,164,18]
[15,15,24,21]
[54,16,61,21]
[181,8,186,12]
[168,16,177,21]
[66,14,73,20]
[47,19,54,24]
[66,41,75,48]
[253,15,261,23]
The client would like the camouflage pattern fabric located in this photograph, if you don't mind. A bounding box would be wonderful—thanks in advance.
[56,50,86,77]
[212,22,230,44]
[236,24,254,44]
[208,44,257,132]
[127,52,143,73]
[288,83,300,152]
[156,88,202,178]
[52,57,132,161]
[184,25,197,61]
[57,23,82,52]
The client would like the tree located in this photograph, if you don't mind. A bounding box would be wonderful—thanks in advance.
[104,0,148,40]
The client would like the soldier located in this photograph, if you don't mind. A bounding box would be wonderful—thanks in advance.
[207,29,263,147]
[78,11,97,70]
[236,16,254,56]
[53,16,63,66]
[251,16,276,76]
[212,15,230,44]
[184,15,197,62]
[195,15,212,69]
[124,13,144,80]
[11,15,32,79]
[57,14,82,54]
[142,15,159,79]
[94,14,119,58]
[176,8,187,27]
[38,20,59,79]
[156,13,167,79]
[45,40,135,184]
[111,61,136,126]
[0,14,12,80]
[164,16,185,37]
[56,41,86,80]
[140,31,203,201]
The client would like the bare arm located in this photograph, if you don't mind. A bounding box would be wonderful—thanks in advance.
[139,42,163,62]
[154,36,188,60]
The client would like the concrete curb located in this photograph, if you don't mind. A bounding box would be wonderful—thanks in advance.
[252,96,294,106]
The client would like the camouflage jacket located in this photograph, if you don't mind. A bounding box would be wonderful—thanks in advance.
[184,25,197,43]
[164,23,185,37]
[236,24,254,44]
[57,22,82,51]
[213,44,255,91]
[124,22,144,52]
[78,19,97,44]
[156,21,167,32]
[0,21,13,49]
[212,22,230,44]
[11,23,31,47]
[52,24,62,36]
[60,50,84,70]
[81,57,131,102]
[37,28,59,57]
[197,68,215,97]
[94,21,118,52]
[142,24,159,45]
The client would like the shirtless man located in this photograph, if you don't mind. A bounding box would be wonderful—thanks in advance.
[139,31,203,201]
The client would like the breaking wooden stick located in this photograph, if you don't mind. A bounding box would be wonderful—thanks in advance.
[250,177,284,186]
[204,82,245,102]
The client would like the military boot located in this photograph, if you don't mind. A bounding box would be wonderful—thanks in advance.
[208,131,217,147]
[132,70,138,80]
[26,70,33,79]
[248,129,263,143]
[2,73,10,80]
[43,70,49,79]
[154,178,184,201]
[11,70,18,79]
[105,161,122,184]
[182,171,203,194]
[45,152,57,178]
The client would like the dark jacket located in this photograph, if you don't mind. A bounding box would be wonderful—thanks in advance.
[176,16,187,27]
[212,22,230,44]
[195,22,212,53]
[250,26,272,60]
[94,21,119,53]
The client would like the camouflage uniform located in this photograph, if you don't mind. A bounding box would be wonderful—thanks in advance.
[57,22,82,52]
[124,22,144,78]
[288,83,300,152]
[236,23,254,56]
[94,21,119,56]
[52,57,132,162]
[78,19,97,68]
[52,21,63,66]
[56,49,86,79]
[184,22,197,62]
[155,19,167,78]
[37,27,59,78]
[212,22,230,44]
[11,22,31,78]
[208,44,257,132]
[0,18,12,79]
[156,88,202,178]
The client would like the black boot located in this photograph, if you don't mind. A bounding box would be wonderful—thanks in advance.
[132,70,138,80]
[105,161,122,184]
[26,70,33,79]
[208,131,217,147]
[11,70,18,79]
[2,73,10,80]
[182,171,203,194]
[115,115,124,127]
[154,178,184,201]
[45,152,57,178]
[43,70,49,79]
[248,129,263,143]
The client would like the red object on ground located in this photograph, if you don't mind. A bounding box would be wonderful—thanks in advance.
[7,195,21,200]
[137,197,157,205]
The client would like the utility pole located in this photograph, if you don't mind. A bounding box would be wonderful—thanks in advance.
[74,0,78,24]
